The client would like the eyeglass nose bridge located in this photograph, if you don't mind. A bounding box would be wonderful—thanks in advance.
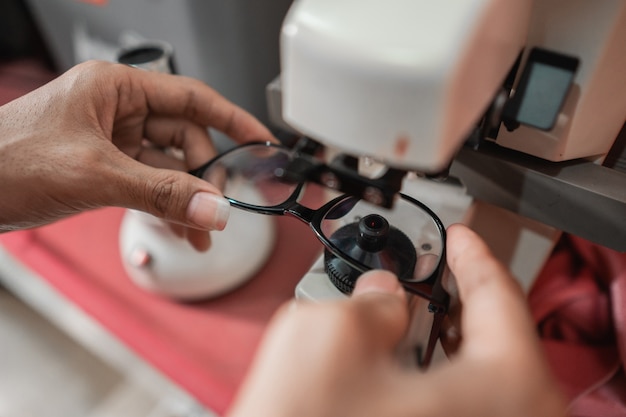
[280,190,358,224]
[283,200,317,224]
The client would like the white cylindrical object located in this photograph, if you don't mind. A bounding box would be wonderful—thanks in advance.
[116,41,276,299]
[119,207,276,300]
[117,41,176,74]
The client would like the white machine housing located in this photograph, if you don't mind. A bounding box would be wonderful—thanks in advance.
[495,0,626,162]
[281,0,533,172]
[281,0,626,172]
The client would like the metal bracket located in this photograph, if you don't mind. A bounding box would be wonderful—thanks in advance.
[451,143,626,251]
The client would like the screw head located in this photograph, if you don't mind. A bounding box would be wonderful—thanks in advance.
[321,172,340,189]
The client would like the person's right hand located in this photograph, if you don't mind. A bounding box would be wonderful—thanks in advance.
[226,224,566,417]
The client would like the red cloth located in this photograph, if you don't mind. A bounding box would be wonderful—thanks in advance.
[0,208,322,415]
[529,235,626,416]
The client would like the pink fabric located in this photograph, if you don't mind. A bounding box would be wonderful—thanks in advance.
[529,235,626,416]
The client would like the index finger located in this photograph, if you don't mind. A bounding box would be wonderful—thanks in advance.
[123,65,277,144]
[446,224,539,358]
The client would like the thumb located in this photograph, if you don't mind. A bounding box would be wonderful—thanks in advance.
[445,224,538,357]
[348,270,410,352]
[352,269,406,298]
[110,158,230,230]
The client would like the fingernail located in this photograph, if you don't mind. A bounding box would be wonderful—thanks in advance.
[186,192,230,230]
[353,270,404,298]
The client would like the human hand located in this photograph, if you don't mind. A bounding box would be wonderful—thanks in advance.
[0,60,274,250]
[226,224,566,417]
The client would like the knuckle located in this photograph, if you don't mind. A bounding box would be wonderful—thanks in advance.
[181,88,200,121]
[70,60,111,83]
[78,59,107,71]
[145,175,182,218]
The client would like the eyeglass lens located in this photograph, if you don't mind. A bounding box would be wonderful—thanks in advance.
[198,143,299,208]
[197,142,445,288]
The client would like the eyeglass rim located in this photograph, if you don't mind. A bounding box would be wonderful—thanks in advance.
[311,193,446,292]
[189,140,448,305]
[189,141,304,215]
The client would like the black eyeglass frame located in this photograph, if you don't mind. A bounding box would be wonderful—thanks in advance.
[190,141,449,367]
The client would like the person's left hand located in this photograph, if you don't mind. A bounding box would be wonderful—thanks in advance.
[0,60,275,250]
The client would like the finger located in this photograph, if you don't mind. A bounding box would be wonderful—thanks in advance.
[353,269,405,298]
[142,116,217,169]
[394,225,566,417]
[445,224,538,357]
[168,222,186,239]
[135,146,187,171]
[186,228,211,252]
[119,65,277,144]
[166,221,210,251]
[103,155,231,231]
[349,270,410,352]
[438,270,462,355]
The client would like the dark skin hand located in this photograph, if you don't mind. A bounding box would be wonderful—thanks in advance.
[0,60,275,250]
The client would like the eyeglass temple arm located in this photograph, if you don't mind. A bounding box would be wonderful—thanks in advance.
[188,164,207,178]
[401,270,449,310]
[408,251,450,369]
[418,309,447,369]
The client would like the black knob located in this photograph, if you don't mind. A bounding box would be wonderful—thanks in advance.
[324,214,417,294]
[357,214,389,252]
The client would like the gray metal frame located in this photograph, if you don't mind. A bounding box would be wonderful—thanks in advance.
[450,144,626,251]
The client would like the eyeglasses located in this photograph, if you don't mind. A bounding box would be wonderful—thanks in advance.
[190,141,448,368]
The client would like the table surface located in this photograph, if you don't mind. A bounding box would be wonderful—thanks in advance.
[0,207,323,415]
